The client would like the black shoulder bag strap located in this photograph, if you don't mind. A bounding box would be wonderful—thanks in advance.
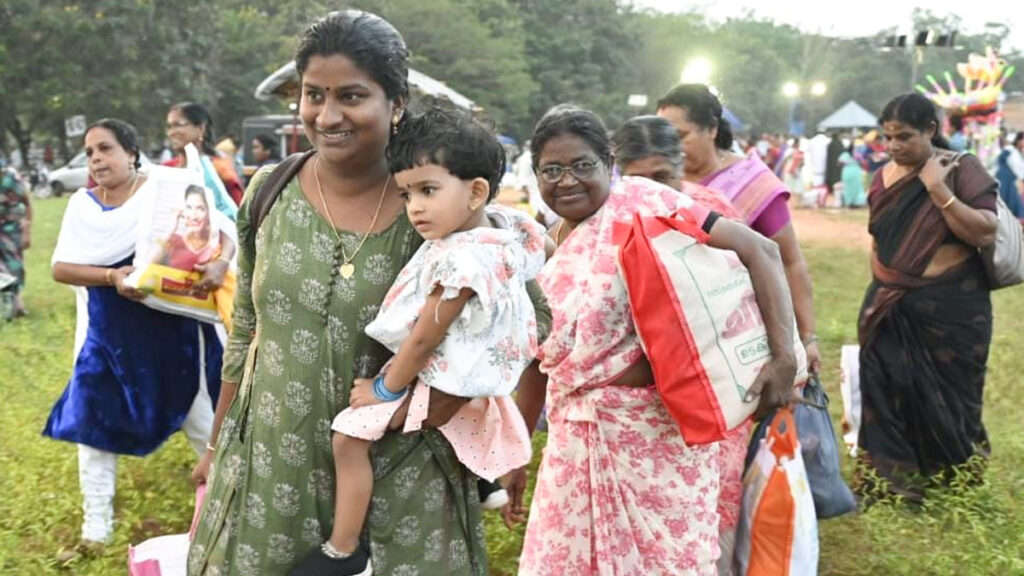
[248,149,317,231]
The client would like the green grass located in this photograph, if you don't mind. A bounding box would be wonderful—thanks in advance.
[2,200,1023,574]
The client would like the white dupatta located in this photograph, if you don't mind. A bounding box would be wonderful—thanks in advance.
[52,184,151,359]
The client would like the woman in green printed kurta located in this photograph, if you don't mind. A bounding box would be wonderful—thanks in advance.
[188,11,506,576]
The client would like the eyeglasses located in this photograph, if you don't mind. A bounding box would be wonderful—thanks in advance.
[166,120,193,131]
[537,161,599,184]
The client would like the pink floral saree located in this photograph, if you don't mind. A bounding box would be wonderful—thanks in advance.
[519,177,721,575]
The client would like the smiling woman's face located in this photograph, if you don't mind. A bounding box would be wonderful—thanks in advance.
[536,133,611,226]
[184,192,209,232]
[299,53,397,168]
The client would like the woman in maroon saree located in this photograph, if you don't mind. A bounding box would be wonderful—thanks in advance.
[858,94,998,500]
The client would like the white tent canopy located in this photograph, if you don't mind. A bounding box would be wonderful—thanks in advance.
[254,61,479,111]
[817,100,877,132]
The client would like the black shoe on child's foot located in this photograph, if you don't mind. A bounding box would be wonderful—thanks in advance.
[287,543,372,576]
[478,477,509,510]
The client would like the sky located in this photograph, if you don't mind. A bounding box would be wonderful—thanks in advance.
[634,0,1023,52]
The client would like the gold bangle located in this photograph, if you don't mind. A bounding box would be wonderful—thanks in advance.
[105,268,115,286]
[939,195,957,210]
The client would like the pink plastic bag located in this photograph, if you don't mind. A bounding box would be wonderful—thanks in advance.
[127,484,206,576]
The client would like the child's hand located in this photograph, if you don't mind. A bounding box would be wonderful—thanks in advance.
[349,378,380,408]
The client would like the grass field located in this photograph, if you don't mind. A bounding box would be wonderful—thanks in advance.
[2,199,1022,574]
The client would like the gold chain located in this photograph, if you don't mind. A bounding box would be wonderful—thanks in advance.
[101,172,140,205]
[314,155,390,268]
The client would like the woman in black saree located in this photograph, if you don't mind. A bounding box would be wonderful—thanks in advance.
[858,93,998,500]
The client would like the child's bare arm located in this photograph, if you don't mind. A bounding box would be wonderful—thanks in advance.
[350,285,474,408]
[385,285,473,391]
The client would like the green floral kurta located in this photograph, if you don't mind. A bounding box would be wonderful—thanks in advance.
[189,169,488,576]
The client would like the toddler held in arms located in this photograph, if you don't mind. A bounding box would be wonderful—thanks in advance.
[290,108,544,576]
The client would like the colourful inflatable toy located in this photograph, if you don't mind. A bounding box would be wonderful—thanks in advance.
[915,46,1013,167]
[916,46,1014,119]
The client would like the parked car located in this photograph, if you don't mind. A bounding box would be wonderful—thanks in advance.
[48,152,152,196]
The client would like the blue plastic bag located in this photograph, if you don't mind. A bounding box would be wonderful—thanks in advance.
[745,374,856,519]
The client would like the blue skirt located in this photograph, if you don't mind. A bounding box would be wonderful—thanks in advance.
[43,268,222,456]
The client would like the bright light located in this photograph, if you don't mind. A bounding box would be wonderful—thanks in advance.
[681,57,713,85]
[707,85,721,97]
[810,82,827,97]
[782,82,800,97]
[627,94,649,108]
[288,102,298,111]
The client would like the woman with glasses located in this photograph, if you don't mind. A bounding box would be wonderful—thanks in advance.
[507,105,798,575]
[164,102,244,220]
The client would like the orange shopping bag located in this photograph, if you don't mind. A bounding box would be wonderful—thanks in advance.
[734,408,819,576]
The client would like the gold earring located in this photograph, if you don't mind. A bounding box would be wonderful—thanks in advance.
[391,115,400,136]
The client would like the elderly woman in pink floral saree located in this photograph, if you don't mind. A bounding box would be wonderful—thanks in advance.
[504,105,798,575]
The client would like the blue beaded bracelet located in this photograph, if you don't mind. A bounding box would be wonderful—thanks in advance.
[372,374,406,402]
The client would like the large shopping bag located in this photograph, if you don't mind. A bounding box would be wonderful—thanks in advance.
[128,484,206,576]
[745,378,856,519]
[793,375,856,518]
[735,409,819,576]
[127,144,236,326]
[618,208,807,445]
[839,345,861,458]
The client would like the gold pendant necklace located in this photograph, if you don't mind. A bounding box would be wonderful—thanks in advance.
[314,156,390,279]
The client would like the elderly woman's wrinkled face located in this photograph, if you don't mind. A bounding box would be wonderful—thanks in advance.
[620,155,682,191]
[536,134,611,225]
[882,120,934,167]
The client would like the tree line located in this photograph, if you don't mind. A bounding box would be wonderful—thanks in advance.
[2,0,1021,164]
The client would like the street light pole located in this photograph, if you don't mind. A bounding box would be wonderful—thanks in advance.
[782,82,826,136]
[910,46,923,92]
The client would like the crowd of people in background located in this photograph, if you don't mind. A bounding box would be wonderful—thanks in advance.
[1,7,1021,576]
